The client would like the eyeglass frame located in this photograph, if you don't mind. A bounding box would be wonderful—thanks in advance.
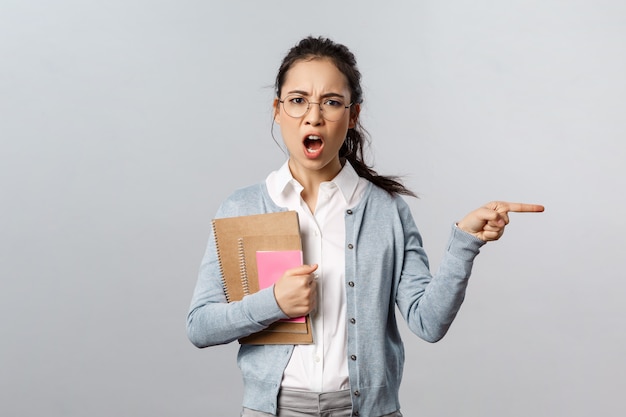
[278,95,354,121]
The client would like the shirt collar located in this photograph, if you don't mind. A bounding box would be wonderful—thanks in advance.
[271,160,361,205]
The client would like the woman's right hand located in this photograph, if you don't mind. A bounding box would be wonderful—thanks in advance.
[273,264,318,318]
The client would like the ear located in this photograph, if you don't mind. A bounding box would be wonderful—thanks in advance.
[273,98,281,124]
[348,103,360,129]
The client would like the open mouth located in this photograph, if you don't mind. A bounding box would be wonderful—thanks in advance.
[304,135,323,153]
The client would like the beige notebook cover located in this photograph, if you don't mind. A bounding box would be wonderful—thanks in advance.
[211,211,313,344]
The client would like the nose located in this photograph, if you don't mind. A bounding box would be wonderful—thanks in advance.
[304,102,324,125]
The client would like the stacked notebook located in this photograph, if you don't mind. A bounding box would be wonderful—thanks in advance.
[211,211,313,345]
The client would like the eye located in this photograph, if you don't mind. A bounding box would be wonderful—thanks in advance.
[323,99,343,107]
[288,96,307,105]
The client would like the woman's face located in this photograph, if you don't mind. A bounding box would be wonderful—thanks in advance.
[274,58,358,184]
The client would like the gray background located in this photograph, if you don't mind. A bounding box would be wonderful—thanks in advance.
[1,1,624,416]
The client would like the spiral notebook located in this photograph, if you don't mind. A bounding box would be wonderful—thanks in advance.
[211,211,313,344]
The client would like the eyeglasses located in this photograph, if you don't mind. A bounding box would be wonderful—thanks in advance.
[278,95,353,122]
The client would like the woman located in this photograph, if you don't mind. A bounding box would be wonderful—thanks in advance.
[187,36,543,417]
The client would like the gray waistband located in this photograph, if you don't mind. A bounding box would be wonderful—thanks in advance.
[278,389,352,412]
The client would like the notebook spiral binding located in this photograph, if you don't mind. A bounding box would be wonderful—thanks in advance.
[237,238,250,297]
[212,219,232,303]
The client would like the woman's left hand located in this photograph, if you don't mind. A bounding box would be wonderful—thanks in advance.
[457,201,545,242]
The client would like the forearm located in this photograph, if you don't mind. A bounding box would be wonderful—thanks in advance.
[186,236,288,347]
[186,209,291,347]
[400,225,485,342]
[187,284,287,347]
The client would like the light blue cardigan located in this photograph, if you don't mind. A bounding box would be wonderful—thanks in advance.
[187,181,485,416]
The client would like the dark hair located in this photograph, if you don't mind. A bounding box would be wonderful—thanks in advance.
[275,36,416,197]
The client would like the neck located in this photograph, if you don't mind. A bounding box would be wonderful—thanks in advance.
[288,159,342,190]
[288,158,343,213]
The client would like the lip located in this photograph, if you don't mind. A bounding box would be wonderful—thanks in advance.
[303,132,324,159]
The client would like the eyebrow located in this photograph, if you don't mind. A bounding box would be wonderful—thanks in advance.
[285,90,346,99]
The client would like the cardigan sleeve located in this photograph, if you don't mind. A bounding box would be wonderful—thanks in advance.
[395,202,485,343]
[186,189,289,347]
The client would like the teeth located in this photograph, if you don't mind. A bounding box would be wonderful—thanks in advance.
[305,135,321,153]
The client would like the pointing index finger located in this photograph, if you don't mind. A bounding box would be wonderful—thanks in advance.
[495,202,545,213]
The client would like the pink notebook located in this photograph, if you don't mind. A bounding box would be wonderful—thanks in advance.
[256,250,306,323]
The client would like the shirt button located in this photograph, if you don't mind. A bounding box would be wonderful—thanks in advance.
[350,318,356,324]
[353,412,359,416]
[346,209,353,215]
[348,281,355,287]
[315,355,321,363]
[350,354,357,361]
[354,390,360,396]
[347,244,354,249]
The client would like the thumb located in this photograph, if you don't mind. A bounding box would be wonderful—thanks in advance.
[286,263,318,276]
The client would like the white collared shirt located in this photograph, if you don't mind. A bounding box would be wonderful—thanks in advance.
[265,161,368,392]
